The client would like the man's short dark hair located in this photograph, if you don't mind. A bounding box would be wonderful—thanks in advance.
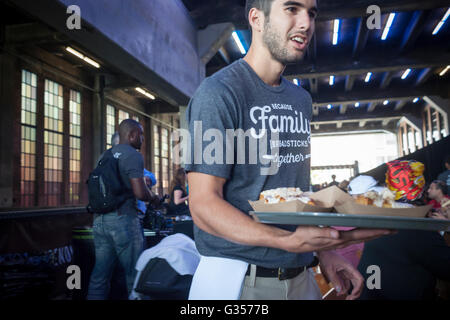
[432,180,447,196]
[245,0,274,23]
[445,155,450,165]
[119,119,142,140]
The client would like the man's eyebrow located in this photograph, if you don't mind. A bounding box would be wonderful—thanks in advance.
[282,1,318,13]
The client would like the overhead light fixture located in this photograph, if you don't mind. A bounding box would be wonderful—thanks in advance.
[232,31,246,55]
[413,97,419,103]
[66,46,100,68]
[439,65,450,76]
[329,75,335,86]
[355,102,360,107]
[293,78,299,86]
[432,8,450,35]
[381,13,396,40]
[332,19,340,45]
[135,87,156,100]
[401,68,411,79]
[327,104,332,109]
[365,72,372,82]
[383,100,389,105]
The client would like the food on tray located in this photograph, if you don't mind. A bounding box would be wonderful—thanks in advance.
[352,187,414,209]
[259,187,316,205]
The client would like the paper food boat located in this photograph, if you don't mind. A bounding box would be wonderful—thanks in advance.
[250,186,432,218]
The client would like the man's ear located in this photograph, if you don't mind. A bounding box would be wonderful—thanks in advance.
[248,7,264,33]
[129,129,137,142]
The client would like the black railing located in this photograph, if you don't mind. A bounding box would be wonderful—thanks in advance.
[0,206,88,220]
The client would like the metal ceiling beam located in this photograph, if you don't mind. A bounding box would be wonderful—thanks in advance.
[339,104,348,115]
[198,23,234,65]
[313,116,403,125]
[312,122,397,135]
[394,100,407,111]
[380,71,395,89]
[307,33,317,65]
[399,10,432,54]
[311,82,446,106]
[313,105,319,116]
[311,122,398,134]
[218,47,230,64]
[345,75,356,92]
[314,0,449,20]
[367,102,378,112]
[285,50,450,79]
[5,23,65,45]
[186,0,450,29]
[352,17,370,59]
[309,78,318,94]
[415,68,434,86]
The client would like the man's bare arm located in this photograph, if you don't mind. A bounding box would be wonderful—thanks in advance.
[188,172,393,253]
[130,177,159,206]
[188,172,293,249]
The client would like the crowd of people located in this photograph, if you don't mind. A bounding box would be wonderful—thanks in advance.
[314,157,450,300]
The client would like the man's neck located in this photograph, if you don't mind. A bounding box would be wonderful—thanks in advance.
[243,44,286,87]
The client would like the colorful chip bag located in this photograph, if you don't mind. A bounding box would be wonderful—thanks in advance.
[385,160,425,201]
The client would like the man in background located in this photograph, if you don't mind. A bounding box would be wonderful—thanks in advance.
[437,155,450,195]
[88,120,158,299]
[329,175,339,187]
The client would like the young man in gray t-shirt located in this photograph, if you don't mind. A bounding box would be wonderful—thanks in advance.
[186,0,393,300]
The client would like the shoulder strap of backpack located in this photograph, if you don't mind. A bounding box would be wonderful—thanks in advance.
[109,148,137,209]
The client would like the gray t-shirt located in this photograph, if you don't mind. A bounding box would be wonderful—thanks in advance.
[102,144,144,216]
[185,59,314,268]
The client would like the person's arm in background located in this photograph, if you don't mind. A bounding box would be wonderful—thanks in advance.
[122,152,159,206]
[173,189,188,205]
[130,178,158,205]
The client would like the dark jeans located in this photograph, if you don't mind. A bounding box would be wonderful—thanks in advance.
[87,211,144,300]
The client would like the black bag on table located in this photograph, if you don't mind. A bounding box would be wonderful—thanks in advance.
[86,149,133,214]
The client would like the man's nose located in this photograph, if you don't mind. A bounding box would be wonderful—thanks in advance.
[296,10,312,33]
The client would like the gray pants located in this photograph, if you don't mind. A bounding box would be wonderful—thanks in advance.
[239,265,322,300]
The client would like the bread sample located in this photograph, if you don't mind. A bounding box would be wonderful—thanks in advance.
[259,187,315,205]
[354,194,374,206]
[352,187,408,208]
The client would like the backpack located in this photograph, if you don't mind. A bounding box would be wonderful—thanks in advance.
[86,149,133,213]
